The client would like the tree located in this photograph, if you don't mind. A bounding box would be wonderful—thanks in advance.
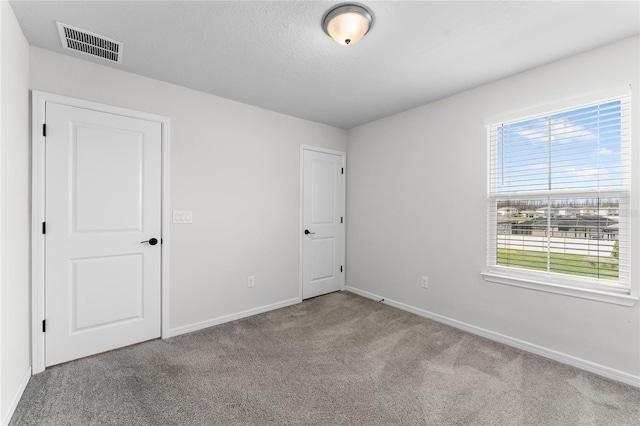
[611,240,619,259]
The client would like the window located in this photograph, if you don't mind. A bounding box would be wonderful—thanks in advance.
[484,96,633,302]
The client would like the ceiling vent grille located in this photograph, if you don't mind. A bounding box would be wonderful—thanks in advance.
[56,22,123,64]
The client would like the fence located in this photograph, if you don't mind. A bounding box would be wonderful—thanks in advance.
[497,234,616,258]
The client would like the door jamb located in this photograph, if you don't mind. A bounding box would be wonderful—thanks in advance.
[299,145,346,301]
[31,91,171,374]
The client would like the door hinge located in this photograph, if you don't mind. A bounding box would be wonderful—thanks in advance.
[43,124,47,137]
[42,319,46,333]
[341,217,343,223]
[42,222,46,234]
[341,168,344,174]
[340,266,343,273]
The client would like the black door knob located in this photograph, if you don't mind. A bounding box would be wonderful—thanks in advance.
[141,238,159,245]
[304,229,315,235]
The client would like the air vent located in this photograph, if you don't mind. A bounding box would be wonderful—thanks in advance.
[56,22,123,64]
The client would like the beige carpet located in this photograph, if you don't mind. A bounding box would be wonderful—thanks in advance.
[10,291,640,425]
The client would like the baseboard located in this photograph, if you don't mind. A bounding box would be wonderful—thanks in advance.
[167,297,301,338]
[2,366,31,426]
[345,286,640,388]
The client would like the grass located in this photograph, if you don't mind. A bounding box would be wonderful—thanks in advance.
[497,248,618,280]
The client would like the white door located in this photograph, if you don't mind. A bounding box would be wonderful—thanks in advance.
[302,148,344,299]
[45,103,162,367]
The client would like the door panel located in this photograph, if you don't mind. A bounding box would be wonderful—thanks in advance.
[72,254,143,331]
[311,237,335,281]
[302,149,344,299]
[74,126,143,232]
[311,160,335,224]
[45,103,161,367]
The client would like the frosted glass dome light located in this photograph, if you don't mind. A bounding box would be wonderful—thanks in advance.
[322,4,374,46]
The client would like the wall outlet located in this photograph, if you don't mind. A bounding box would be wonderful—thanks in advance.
[247,275,255,288]
[421,275,429,289]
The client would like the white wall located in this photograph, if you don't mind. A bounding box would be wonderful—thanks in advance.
[30,47,347,333]
[346,36,640,378]
[0,2,31,423]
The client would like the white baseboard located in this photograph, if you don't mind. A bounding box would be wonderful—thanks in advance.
[345,286,640,388]
[2,366,31,426]
[167,297,301,338]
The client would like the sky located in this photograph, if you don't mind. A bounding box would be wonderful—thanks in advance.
[493,99,626,194]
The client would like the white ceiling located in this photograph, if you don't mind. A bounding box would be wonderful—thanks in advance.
[10,1,640,129]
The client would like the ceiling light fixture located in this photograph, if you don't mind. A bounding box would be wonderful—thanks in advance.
[322,3,374,46]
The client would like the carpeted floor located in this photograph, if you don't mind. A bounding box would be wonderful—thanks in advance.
[10,291,640,425]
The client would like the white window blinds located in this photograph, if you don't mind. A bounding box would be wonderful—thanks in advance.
[488,96,630,292]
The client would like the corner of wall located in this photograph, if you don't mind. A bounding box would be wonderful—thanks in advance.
[0,1,32,423]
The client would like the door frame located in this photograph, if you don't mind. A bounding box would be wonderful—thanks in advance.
[299,145,346,301]
[31,91,171,374]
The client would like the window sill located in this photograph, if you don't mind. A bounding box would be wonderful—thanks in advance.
[481,271,638,306]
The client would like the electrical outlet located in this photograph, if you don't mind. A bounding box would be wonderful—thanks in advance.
[421,275,429,289]
[247,275,255,288]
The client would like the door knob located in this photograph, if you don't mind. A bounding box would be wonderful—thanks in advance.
[304,229,315,235]
[141,238,159,246]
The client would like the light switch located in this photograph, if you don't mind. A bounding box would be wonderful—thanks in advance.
[173,210,192,224]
